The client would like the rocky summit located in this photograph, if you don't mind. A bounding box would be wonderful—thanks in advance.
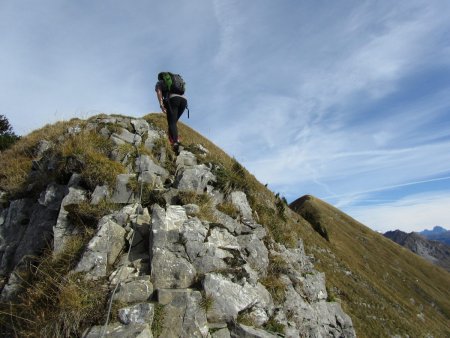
[0,114,355,337]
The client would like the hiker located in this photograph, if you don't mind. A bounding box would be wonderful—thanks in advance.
[155,72,187,153]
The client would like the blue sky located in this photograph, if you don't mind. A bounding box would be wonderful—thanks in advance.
[2,0,450,233]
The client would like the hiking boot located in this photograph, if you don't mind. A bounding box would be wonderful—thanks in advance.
[173,142,180,155]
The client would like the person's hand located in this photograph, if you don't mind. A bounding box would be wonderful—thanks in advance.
[160,104,167,114]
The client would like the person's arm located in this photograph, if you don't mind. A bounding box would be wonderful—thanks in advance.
[155,82,167,114]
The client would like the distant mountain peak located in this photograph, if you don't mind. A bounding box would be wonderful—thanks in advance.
[418,225,450,246]
[420,225,448,235]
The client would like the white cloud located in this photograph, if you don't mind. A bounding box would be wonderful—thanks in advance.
[345,191,450,233]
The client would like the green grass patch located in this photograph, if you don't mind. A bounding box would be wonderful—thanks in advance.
[152,303,166,337]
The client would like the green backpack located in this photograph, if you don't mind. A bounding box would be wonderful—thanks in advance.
[158,72,186,95]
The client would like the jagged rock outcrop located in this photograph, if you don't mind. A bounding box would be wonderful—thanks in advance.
[0,115,356,337]
[384,229,450,272]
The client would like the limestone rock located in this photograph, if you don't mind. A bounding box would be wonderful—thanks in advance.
[113,278,153,303]
[237,234,269,275]
[151,249,196,289]
[111,127,142,146]
[203,273,273,322]
[183,203,200,216]
[301,272,328,302]
[35,139,53,157]
[53,186,87,254]
[118,302,154,325]
[176,150,197,168]
[91,185,109,205]
[38,183,67,211]
[311,301,356,338]
[111,174,136,204]
[212,328,231,338]
[0,199,34,275]
[135,155,167,176]
[229,322,280,338]
[135,155,169,189]
[175,164,216,193]
[231,191,253,220]
[282,283,356,338]
[83,322,152,338]
[150,205,196,289]
[131,119,150,135]
[143,129,161,151]
[156,289,209,338]
[208,227,240,250]
[74,218,126,279]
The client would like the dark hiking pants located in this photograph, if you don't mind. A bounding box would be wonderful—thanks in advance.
[165,96,187,143]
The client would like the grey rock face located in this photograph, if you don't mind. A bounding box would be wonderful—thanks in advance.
[113,278,154,303]
[135,155,169,189]
[311,301,355,338]
[237,234,269,275]
[183,203,200,216]
[203,273,273,323]
[135,155,168,177]
[38,183,67,211]
[143,129,162,151]
[111,127,142,146]
[151,250,196,289]
[111,174,136,204]
[212,328,232,338]
[91,185,109,205]
[131,119,150,135]
[0,199,34,275]
[229,322,280,338]
[156,289,209,338]
[301,272,328,302]
[74,218,126,279]
[149,205,196,289]
[180,219,230,274]
[1,195,64,299]
[83,322,152,338]
[118,302,154,325]
[283,283,355,338]
[175,164,216,193]
[54,186,87,254]
[12,204,58,270]
[35,139,53,157]
[231,191,253,220]
[176,150,198,168]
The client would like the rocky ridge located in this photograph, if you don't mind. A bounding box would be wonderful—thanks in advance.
[0,115,355,337]
[384,230,450,272]
[419,226,450,246]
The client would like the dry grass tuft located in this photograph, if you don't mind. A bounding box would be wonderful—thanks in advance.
[216,201,239,219]
[58,131,126,190]
[260,275,286,304]
[65,200,120,228]
[198,292,215,313]
[0,235,108,337]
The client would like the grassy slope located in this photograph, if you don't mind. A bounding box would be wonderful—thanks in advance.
[290,195,450,338]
